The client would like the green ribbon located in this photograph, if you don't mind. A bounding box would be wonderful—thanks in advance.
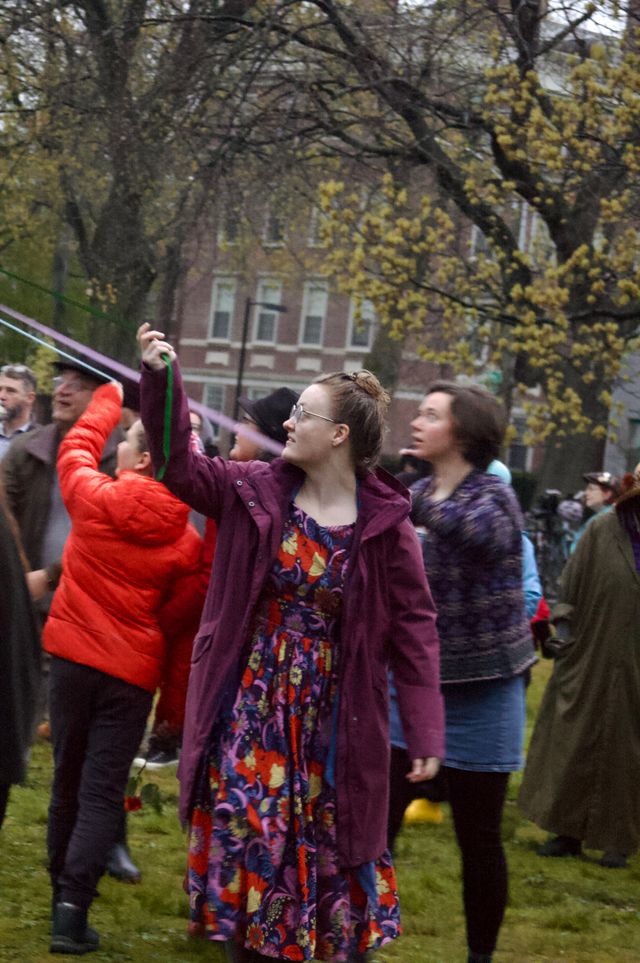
[155,353,173,482]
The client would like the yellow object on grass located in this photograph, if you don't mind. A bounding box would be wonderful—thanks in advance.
[403,798,443,824]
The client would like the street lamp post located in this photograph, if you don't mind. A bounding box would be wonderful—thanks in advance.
[233,296,288,419]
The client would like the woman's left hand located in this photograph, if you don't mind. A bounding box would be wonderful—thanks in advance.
[407,756,441,783]
[137,322,177,371]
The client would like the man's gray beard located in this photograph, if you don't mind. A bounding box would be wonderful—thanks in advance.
[1,401,25,423]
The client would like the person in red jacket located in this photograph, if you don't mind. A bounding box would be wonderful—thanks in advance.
[44,381,202,956]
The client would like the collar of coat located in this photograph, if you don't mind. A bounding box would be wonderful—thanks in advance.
[23,421,120,466]
[235,457,412,542]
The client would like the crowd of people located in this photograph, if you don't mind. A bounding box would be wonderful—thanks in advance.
[0,334,638,962]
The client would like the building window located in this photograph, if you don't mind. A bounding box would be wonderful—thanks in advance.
[308,206,327,247]
[254,280,282,343]
[217,208,240,246]
[208,277,236,340]
[469,224,491,258]
[300,281,328,346]
[263,208,286,246]
[348,298,375,350]
[203,384,226,438]
[247,386,270,401]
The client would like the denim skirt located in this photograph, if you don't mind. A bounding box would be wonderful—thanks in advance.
[443,674,526,772]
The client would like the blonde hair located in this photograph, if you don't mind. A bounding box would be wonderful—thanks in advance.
[313,370,390,475]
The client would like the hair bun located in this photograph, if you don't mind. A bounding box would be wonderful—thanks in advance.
[351,370,391,407]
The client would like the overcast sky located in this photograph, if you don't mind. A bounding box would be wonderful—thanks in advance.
[399,1,627,35]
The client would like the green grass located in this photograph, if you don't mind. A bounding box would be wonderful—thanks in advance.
[1,661,639,962]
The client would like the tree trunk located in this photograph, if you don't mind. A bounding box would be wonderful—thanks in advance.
[51,225,73,330]
[364,326,406,395]
[535,366,608,494]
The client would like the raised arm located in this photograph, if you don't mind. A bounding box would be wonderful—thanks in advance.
[56,383,123,510]
[137,323,233,519]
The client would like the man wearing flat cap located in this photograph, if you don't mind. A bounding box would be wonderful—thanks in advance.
[571,470,620,552]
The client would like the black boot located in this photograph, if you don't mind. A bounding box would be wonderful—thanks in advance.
[50,902,100,955]
[106,842,142,883]
[538,834,581,858]
[600,851,628,869]
[50,890,99,947]
[468,953,492,963]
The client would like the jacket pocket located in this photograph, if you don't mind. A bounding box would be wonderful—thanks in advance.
[191,622,215,664]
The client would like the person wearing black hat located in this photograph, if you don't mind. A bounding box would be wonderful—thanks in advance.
[230,387,299,462]
[570,470,620,553]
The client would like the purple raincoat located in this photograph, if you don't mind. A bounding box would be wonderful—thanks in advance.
[140,362,444,866]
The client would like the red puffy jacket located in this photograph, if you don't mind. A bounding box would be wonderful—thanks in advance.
[44,383,202,693]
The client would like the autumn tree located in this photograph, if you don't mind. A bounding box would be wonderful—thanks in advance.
[243,0,640,489]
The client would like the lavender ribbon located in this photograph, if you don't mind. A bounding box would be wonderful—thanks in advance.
[0,303,284,456]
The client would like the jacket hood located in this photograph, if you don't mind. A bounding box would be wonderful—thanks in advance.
[105,471,192,545]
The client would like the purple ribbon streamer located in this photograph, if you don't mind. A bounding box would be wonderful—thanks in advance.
[0,303,284,456]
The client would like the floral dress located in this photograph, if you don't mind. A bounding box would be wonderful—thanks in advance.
[187,503,400,961]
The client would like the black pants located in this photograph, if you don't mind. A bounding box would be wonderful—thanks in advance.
[47,657,152,910]
[388,749,509,957]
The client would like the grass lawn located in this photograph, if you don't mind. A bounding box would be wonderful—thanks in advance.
[1,661,638,962]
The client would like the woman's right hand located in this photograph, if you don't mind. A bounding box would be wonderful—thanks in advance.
[137,322,177,371]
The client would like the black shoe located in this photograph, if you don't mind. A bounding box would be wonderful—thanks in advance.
[141,747,179,770]
[105,842,142,883]
[538,834,582,858]
[50,902,99,955]
[600,851,628,869]
[50,893,99,946]
[133,725,180,770]
[468,953,492,963]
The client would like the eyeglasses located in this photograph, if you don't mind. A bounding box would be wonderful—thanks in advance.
[53,376,92,394]
[288,402,338,425]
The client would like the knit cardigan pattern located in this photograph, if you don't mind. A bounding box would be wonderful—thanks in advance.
[411,470,535,683]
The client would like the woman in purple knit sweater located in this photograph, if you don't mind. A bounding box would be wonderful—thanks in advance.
[400,381,536,963]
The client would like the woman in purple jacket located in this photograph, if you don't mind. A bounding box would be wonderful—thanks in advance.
[137,324,444,963]
[402,382,536,963]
